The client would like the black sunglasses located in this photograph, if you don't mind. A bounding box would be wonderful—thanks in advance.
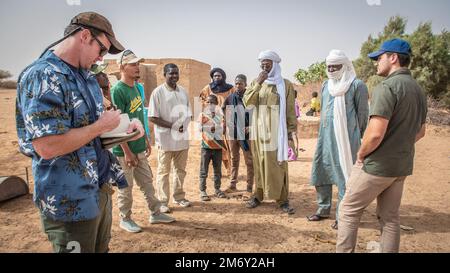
[91,34,108,57]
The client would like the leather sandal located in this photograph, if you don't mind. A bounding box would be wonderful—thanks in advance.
[246,197,261,209]
[306,214,327,221]
[331,220,338,230]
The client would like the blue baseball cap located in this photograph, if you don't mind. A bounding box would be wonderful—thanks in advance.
[368,38,412,60]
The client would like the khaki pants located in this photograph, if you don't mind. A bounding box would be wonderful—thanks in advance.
[117,152,160,220]
[228,140,254,189]
[156,148,189,205]
[41,184,113,253]
[336,164,406,253]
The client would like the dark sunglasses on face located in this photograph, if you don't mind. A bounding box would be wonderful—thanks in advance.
[91,33,108,57]
[73,26,108,57]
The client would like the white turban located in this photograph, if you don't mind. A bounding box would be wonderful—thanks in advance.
[325,49,356,96]
[258,50,282,63]
[257,50,288,162]
[326,49,351,66]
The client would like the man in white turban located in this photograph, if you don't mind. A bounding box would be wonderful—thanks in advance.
[307,50,369,229]
[243,50,297,214]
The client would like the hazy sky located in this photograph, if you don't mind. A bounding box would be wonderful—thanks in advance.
[1,0,449,83]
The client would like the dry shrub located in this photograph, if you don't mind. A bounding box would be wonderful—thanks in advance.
[0,80,17,89]
[427,96,450,126]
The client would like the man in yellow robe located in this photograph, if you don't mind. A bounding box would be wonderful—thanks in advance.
[243,50,297,214]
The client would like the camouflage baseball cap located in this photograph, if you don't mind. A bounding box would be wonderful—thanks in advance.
[118,50,144,66]
[90,63,108,74]
[70,12,124,54]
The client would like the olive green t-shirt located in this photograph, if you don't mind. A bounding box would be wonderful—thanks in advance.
[363,68,427,177]
[110,81,146,156]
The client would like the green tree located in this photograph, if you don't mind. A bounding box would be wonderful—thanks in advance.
[295,16,409,88]
[0,69,12,81]
[0,69,16,89]
[354,16,450,107]
[294,61,327,85]
[354,16,408,93]
[409,23,449,100]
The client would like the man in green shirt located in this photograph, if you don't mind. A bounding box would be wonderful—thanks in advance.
[336,39,427,253]
[111,50,175,233]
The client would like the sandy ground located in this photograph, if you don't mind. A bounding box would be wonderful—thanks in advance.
[0,88,449,253]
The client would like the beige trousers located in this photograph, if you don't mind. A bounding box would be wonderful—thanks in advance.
[156,148,189,205]
[117,152,160,220]
[336,164,406,253]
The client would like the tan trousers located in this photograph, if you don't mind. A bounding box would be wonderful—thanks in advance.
[117,152,160,220]
[222,139,232,176]
[228,139,254,189]
[156,148,189,205]
[336,164,406,253]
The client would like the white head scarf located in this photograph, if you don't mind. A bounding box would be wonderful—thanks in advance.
[325,49,356,182]
[326,49,356,96]
[258,50,288,162]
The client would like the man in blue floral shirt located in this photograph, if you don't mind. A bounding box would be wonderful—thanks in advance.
[15,12,144,253]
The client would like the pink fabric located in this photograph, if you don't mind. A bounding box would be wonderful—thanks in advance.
[288,147,297,161]
[295,100,300,118]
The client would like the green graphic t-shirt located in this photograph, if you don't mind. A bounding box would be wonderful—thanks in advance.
[111,81,146,156]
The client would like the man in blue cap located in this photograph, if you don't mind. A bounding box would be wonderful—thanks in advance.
[336,38,428,253]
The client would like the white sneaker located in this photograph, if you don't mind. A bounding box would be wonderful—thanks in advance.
[160,205,171,213]
[174,199,191,208]
[119,219,142,233]
[150,213,175,224]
